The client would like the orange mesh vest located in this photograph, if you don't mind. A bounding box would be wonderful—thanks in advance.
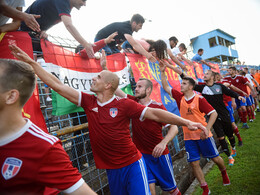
[180,94,213,140]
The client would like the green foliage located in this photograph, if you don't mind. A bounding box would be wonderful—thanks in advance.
[192,114,260,195]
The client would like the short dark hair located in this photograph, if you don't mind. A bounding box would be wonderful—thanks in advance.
[229,66,237,71]
[0,59,36,107]
[182,76,196,89]
[243,67,248,71]
[169,36,178,43]
[239,71,246,76]
[153,40,167,60]
[179,43,187,50]
[198,48,203,53]
[139,78,153,92]
[131,14,145,24]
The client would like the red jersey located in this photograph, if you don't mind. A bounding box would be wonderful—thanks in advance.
[218,80,232,106]
[170,89,215,115]
[0,119,83,194]
[127,95,169,155]
[170,89,215,140]
[79,92,146,169]
[224,75,249,96]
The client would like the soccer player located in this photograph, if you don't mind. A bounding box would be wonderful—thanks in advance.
[214,72,245,146]
[160,62,231,195]
[100,52,181,195]
[10,45,207,195]
[0,59,96,194]
[225,67,256,128]
[194,69,246,166]
[94,14,156,62]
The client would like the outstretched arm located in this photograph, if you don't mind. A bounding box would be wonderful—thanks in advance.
[144,107,208,138]
[167,49,187,71]
[9,45,79,105]
[61,15,94,58]
[201,59,215,70]
[158,60,173,95]
[125,34,156,62]
[152,125,178,158]
[0,0,40,32]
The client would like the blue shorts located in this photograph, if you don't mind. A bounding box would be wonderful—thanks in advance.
[249,95,255,105]
[106,157,151,195]
[142,153,177,192]
[235,97,247,109]
[226,102,235,123]
[185,137,219,162]
[246,96,253,106]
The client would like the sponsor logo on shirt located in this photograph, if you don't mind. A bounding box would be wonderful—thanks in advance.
[2,157,23,180]
[187,108,193,115]
[109,108,118,118]
[92,107,98,112]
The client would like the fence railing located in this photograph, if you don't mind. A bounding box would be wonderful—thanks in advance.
[34,36,258,194]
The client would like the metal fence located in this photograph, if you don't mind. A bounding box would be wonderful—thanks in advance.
[35,36,258,194]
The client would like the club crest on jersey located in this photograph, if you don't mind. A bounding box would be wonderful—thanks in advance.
[216,87,220,92]
[2,157,22,180]
[109,108,118,118]
[236,79,239,82]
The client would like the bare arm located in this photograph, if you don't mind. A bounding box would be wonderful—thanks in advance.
[144,107,208,136]
[201,59,215,69]
[158,61,173,95]
[164,59,183,75]
[125,34,156,62]
[167,49,187,71]
[66,182,97,195]
[61,15,94,58]
[223,82,248,97]
[0,1,40,32]
[9,45,79,105]
[152,125,178,158]
[205,111,217,132]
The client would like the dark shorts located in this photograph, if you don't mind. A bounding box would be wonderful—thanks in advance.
[213,117,233,138]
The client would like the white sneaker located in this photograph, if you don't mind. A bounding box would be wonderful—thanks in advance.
[46,96,52,102]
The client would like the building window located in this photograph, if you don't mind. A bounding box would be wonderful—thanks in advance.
[208,37,217,47]
[218,37,225,46]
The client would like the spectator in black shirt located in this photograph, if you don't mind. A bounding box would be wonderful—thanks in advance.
[94,14,156,62]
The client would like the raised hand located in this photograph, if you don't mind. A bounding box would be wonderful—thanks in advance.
[105,32,118,44]
[84,42,95,58]
[24,14,41,32]
[100,49,107,70]
[9,44,34,64]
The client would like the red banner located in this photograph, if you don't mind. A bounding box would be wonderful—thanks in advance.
[126,53,162,103]
[0,32,47,132]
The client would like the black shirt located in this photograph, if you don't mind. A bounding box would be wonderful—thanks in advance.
[194,83,239,121]
[95,21,133,47]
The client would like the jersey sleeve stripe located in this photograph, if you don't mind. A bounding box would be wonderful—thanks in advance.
[27,129,55,145]
[31,124,59,143]
[139,107,148,122]
[207,110,216,116]
[62,178,84,193]
[78,91,82,107]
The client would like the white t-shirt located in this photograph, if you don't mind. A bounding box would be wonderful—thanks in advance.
[162,39,171,50]
[245,73,254,87]
[171,47,180,56]
[0,0,25,26]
